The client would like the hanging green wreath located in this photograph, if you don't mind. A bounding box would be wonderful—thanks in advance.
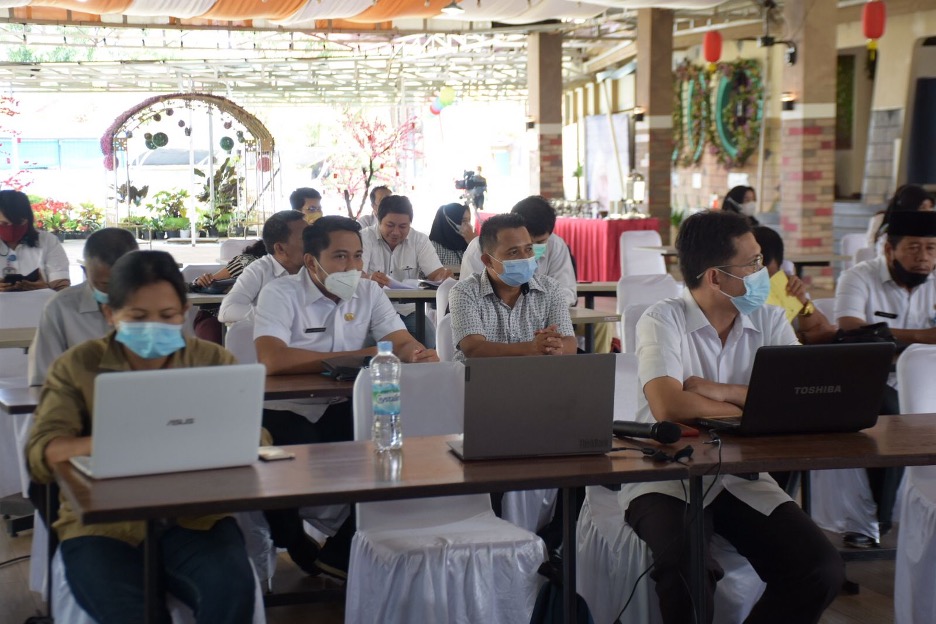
[672,61,711,167]
[707,59,764,168]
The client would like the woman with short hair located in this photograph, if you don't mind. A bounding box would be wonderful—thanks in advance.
[0,189,70,291]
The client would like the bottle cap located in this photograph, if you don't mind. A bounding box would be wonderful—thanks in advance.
[377,341,392,353]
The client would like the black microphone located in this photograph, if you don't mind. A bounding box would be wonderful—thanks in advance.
[612,420,682,444]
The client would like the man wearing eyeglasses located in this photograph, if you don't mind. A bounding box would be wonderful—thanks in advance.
[620,210,843,624]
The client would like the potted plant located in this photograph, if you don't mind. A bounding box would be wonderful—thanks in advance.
[146,189,190,239]
[163,216,191,238]
[117,215,150,240]
[149,216,165,241]
[76,202,104,238]
[31,198,73,241]
[572,163,584,201]
[669,208,686,245]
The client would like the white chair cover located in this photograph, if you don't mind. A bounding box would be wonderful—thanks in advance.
[622,303,652,354]
[620,230,666,277]
[50,548,267,624]
[895,345,936,624]
[347,363,547,624]
[812,297,836,324]
[810,468,880,540]
[220,238,260,262]
[616,274,682,350]
[436,314,455,362]
[855,247,876,264]
[435,277,457,329]
[224,319,257,364]
[576,486,766,624]
[840,233,867,270]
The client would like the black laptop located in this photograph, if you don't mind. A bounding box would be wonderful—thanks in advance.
[696,343,895,435]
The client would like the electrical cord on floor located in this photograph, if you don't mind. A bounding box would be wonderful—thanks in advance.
[0,554,30,569]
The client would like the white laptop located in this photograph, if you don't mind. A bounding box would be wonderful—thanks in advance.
[70,364,266,479]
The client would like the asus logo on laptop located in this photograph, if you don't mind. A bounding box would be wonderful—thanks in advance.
[579,438,607,449]
[794,385,842,395]
[167,418,195,426]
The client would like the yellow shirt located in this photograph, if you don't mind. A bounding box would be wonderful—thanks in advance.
[766,270,803,323]
[26,333,259,545]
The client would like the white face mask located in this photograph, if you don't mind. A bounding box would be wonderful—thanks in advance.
[313,264,361,301]
[741,201,757,217]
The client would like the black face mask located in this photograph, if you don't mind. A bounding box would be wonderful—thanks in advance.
[890,258,930,289]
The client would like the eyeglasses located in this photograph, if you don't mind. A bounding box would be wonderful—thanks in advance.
[695,254,764,280]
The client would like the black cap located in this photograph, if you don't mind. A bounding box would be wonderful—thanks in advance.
[887,211,936,237]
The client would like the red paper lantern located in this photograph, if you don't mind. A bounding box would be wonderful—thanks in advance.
[862,1,886,40]
[703,30,722,65]
[258,155,271,172]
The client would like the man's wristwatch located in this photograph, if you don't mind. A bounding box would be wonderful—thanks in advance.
[798,301,815,317]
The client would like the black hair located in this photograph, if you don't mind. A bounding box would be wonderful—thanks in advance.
[107,250,187,310]
[677,210,753,290]
[877,185,936,241]
[377,195,414,223]
[0,190,39,247]
[242,239,267,258]
[479,213,527,254]
[261,210,306,254]
[722,186,754,214]
[370,185,391,207]
[303,215,362,257]
[752,226,784,268]
[510,196,556,237]
[288,187,321,211]
[82,227,139,266]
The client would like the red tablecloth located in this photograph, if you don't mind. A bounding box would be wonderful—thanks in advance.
[476,212,660,282]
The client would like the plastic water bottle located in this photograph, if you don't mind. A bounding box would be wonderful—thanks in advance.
[371,341,402,451]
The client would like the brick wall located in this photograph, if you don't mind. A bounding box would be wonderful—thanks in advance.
[861,108,903,203]
[533,130,564,199]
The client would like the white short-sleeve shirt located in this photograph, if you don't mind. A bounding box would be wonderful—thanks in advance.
[2,230,70,282]
[618,289,798,516]
[217,254,290,323]
[459,233,578,306]
[253,268,406,421]
[361,225,442,316]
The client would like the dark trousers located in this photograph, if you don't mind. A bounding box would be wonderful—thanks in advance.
[262,402,354,551]
[58,517,254,624]
[867,384,904,527]
[626,490,844,624]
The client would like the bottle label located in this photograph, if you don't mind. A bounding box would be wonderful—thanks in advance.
[373,382,401,415]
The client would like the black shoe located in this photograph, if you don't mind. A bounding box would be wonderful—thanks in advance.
[879,521,893,537]
[843,532,879,548]
[314,520,353,580]
[286,533,323,576]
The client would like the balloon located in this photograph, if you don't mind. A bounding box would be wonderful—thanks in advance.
[144,132,153,141]
[429,103,441,115]
[152,132,168,147]
[258,155,271,172]
[439,86,456,106]
[145,140,156,150]
[153,113,162,122]
[165,108,174,116]
[178,120,185,127]
[220,136,234,151]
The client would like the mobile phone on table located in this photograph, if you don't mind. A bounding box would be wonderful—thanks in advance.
[258,446,295,462]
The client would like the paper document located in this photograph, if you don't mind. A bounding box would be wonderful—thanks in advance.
[384,277,421,290]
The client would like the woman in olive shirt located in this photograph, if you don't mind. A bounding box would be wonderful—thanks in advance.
[27,250,256,624]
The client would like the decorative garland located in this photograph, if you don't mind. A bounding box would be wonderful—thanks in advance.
[708,59,764,168]
[670,59,764,169]
[672,61,711,167]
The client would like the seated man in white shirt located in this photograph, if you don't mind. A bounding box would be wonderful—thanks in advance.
[361,195,453,347]
[357,185,391,230]
[217,210,306,323]
[449,213,576,361]
[28,228,139,386]
[834,209,936,545]
[290,187,322,224]
[253,215,438,578]
[625,210,842,624]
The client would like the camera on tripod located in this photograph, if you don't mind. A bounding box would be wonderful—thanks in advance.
[454,170,482,191]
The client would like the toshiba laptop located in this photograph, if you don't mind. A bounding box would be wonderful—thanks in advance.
[696,343,894,435]
[448,354,616,460]
[69,364,266,479]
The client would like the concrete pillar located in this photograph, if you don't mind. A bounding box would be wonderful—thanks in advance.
[634,8,674,240]
[527,32,564,199]
[780,0,837,281]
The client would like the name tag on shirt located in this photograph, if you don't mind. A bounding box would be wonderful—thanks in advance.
[304,327,326,334]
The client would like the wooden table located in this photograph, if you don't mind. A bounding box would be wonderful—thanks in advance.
[54,435,687,624]
[577,281,618,309]
[634,246,850,277]
[570,307,621,353]
[0,386,40,415]
[0,327,35,350]
[186,292,225,306]
[685,414,936,620]
[384,289,437,344]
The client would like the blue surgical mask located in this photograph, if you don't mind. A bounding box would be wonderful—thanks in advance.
[90,286,108,305]
[492,255,537,287]
[115,321,185,359]
[532,243,547,261]
[718,266,770,315]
